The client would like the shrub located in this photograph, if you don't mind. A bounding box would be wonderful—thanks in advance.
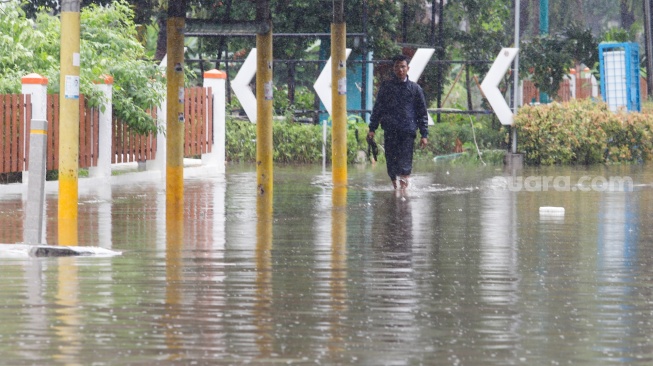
[226,112,508,165]
[416,113,507,159]
[515,98,653,165]
[226,117,374,164]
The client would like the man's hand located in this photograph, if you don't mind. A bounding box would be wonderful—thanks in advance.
[367,131,375,141]
[420,137,428,148]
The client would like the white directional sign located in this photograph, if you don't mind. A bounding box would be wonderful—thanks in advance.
[407,48,435,125]
[480,48,518,126]
[407,48,434,82]
[313,49,352,116]
[231,49,258,123]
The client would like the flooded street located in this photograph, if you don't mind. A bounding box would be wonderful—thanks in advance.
[0,162,652,365]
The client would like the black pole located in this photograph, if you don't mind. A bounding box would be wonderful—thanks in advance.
[216,0,233,69]
[466,64,472,110]
[225,43,231,105]
[430,0,436,45]
[288,61,296,107]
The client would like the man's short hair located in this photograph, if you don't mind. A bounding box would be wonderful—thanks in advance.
[392,54,410,64]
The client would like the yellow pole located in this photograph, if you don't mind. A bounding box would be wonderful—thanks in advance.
[331,3,347,187]
[58,1,81,246]
[256,1,273,199]
[164,7,186,350]
[166,10,185,217]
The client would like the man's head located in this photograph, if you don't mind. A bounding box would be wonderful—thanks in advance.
[392,54,410,81]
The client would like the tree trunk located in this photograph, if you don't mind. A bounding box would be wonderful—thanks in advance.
[519,0,530,37]
[621,0,636,30]
[155,16,167,61]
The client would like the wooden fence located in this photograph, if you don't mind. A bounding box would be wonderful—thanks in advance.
[0,94,31,174]
[112,109,157,164]
[523,76,648,105]
[185,86,213,157]
[44,94,100,170]
[0,86,213,175]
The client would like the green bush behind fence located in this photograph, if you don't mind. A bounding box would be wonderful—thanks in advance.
[515,99,653,165]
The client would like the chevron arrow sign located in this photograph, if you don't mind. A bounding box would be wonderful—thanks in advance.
[480,48,518,126]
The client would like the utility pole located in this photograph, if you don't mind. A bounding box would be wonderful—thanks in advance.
[644,0,653,100]
[361,0,368,123]
[58,0,80,246]
[331,0,347,187]
[512,0,521,154]
[166,1,187,221]
[256,0,273,200]
[539,0,549,103]
[436,0,445,123]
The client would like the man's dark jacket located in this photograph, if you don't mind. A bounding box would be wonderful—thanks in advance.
[368,76,429,138]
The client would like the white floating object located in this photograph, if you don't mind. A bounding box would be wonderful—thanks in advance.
[539,206,565,216]
[0,244,122,258]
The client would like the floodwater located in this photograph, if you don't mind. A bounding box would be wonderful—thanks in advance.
[0,161,652,365]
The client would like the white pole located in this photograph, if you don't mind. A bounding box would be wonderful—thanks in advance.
[24,119,48,244]
[512,0,520,154]
[322,120,327,173]
[90,75,113,178]
[21,73,49,185]
[146,100,168,179]
[202,69,227,173]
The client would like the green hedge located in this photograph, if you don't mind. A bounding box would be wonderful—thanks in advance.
[226,118,373,164]
[515,99,653,165]
[226,114,507,165]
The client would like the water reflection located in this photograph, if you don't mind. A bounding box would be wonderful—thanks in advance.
[0,164,651,364]
[596,190,640,362]
[328,186,347,359]
[479,173,521,353]
[255,193,273,357]
[54,258,81,365]
[365,191,418,361]
[164,194,183,361]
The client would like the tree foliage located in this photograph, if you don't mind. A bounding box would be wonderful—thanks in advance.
[2,0,165,134]
[10,0,645,114]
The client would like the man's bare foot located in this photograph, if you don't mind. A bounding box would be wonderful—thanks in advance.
[399,176,409,189]
[392,180,397,189]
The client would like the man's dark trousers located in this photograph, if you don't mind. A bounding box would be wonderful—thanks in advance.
[384,129,416,180]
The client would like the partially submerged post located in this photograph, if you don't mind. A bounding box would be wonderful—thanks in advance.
[58,0,81,245]
[256,0,273,199]
[166,1,187,217]
[331,0,348,187]
[24,119,48,245]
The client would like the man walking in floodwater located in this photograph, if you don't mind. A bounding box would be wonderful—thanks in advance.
[367,54,429,190]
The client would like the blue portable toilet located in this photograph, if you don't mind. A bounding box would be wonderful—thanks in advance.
[598,42,641,112]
